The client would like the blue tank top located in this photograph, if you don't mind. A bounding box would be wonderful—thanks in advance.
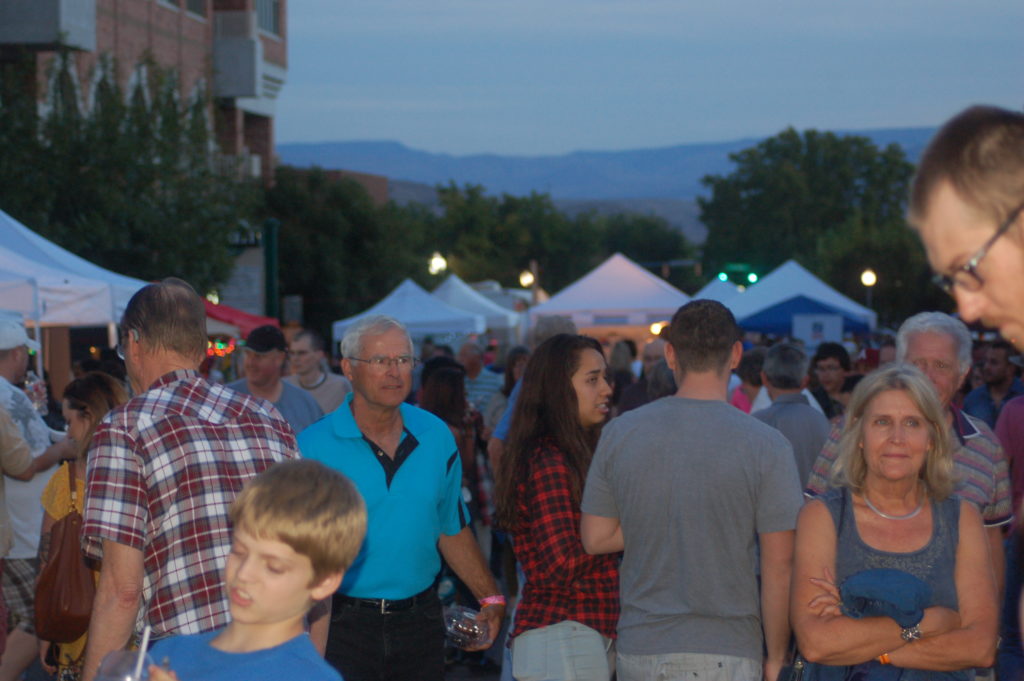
[822,487,960,612]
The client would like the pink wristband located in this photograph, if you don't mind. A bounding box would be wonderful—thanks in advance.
[479,595,506,608]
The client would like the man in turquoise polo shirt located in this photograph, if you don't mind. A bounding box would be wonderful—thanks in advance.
[299,315,504,681]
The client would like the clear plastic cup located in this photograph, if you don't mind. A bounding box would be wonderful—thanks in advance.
[24,371,47,415]
[444,604,490,649]
[95,649,154,681]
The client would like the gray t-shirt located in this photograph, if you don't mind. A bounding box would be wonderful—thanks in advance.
[228,379,323,436]
[284,372,352,415]
[581,396,803,659]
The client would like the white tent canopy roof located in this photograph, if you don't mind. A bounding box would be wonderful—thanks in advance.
[693,278,742,304]
[725,260,877,332]
[529,253,690,328]
[432,274,519,330]
[332,279,486,343]
[0,209,147,325]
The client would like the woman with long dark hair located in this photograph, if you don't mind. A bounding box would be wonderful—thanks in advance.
[495,334,618,681]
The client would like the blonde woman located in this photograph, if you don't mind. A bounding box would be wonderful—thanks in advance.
[792,363,997,679]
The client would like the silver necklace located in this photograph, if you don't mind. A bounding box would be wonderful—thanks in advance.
[300,371,327,390]
[863,489,924,520]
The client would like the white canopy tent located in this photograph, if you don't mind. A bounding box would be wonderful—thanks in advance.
[724,260,877,335]
[0,209,146,326]
[529,253,690,332]
[432,274,520,330]
[332,279,486,345]
[0,210,239,338]
[693,278,742,304]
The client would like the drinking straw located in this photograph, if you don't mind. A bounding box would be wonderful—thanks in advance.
[133,625,152,681]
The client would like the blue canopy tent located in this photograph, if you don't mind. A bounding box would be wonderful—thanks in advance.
[724,260,876,336]
[735,295,873,335]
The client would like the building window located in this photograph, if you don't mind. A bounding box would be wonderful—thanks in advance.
[186,0,206,16]
[256,0,280,35]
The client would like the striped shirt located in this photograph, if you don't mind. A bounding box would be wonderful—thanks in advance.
[804,404,1011,527]
[82,370,298,637]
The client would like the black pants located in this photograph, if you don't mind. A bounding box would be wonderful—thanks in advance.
[326,594,445,681]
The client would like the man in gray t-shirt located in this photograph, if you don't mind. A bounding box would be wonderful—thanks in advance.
[581,301,803,681]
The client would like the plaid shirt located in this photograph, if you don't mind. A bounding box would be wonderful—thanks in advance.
[804,404,1012,527]
[82,370,298,637]
[510,440,619,639]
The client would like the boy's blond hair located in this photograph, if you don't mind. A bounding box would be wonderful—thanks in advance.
[230,460,367,584]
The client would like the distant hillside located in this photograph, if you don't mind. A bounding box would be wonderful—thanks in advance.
[278,127,936,202]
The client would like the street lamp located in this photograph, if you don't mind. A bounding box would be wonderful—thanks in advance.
[860,268,877,309]
[518,269,535,288]
[428,252,447,276]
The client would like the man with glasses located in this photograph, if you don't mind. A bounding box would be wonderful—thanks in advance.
[80,279,298,681]
[228,325,322,434]
[298,315,504,681]
[910,105,1024,350]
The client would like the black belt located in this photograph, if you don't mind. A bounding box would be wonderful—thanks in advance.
[333,586,436,614]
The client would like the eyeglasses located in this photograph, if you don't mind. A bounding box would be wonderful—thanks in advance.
[348,355,416,372]
[116,328,139,360]
[932,201,1024,295]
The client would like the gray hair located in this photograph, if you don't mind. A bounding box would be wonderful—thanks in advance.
[896,312,972,373]
[340,315,411,359]
[646,359,677,401]
[529,315,577,348]
[763,343,809,390]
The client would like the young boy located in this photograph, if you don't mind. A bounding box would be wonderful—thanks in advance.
[147,459,366,681]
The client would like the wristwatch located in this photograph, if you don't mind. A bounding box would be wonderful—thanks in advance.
[900,624,923,642]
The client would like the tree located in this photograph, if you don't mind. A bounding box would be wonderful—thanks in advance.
[0,51,256,294]
[597,212,700,292]
[432,184,604,291]
[266,167,433,339]
[698,128,945,324]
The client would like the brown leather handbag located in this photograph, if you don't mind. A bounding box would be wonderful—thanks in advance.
[35,461,96,643]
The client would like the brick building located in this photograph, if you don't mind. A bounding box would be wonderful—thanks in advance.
[0,0,287,181]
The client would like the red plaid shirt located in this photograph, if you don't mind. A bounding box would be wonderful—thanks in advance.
[510,440,620,639]
[82,370,298,637]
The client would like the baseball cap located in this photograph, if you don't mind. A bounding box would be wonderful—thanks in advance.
[244,325,286,353]
[0,320,40,352]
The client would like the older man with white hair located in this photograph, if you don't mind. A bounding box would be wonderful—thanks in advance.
[299,315,504,681]
[805,311,1011,592]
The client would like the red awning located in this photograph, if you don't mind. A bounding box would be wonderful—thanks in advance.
[203,300,278,338]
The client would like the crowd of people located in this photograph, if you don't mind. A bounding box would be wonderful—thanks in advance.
[0,104,1021,681]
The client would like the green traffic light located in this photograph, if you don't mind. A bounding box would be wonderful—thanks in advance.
[717,272,729,282]
[747,273,758,283]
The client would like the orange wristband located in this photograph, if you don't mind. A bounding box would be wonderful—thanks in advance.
[877,653,892,665]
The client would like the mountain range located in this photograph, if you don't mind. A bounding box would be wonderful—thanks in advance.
[277,127,936,245]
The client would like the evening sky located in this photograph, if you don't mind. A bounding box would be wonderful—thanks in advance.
[279,1,1022,156]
